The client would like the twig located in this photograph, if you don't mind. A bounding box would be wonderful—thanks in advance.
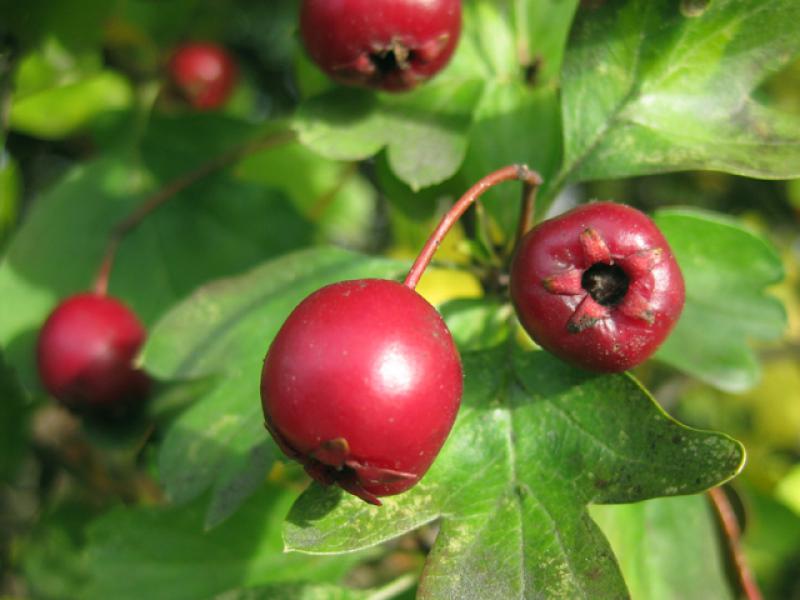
[93,129,296,295]
[708,486,763,600]
[514,178,540,249]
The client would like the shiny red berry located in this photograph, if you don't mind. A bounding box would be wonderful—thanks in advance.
[299,0,462,92]
[261,279,462,505]
[167,42,238,110]
[510,202,685,372]
[37,293,150,410]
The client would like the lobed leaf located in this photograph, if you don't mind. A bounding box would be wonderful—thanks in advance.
[551,0,800,207]
[284,348,745,599]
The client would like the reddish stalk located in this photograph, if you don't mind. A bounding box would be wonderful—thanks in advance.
[708,486,763,600]
[93,129,296,295]
[514,178,540,248]
[404,164,542,290]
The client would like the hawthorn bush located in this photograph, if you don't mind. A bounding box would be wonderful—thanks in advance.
[1,1,800,599]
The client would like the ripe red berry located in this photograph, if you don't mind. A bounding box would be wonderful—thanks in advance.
[261,279,462,505]
[167,42,238,110]
[510,202,685,373]
[37,293,150,411]
[299,0,462,92]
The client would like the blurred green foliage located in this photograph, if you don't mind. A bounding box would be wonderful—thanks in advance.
[1,1,799,599]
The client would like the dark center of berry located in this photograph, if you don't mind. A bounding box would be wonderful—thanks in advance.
[581,263,629,306]
[370,44,412,74]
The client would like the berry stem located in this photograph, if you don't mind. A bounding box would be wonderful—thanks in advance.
[708,487,763,600]
[92,129,296,295]
[404,165,542,290]
[514,178,540,249]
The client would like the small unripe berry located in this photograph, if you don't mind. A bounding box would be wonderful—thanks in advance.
[37,293,150,411]
[300,0,462,92]
[511,202,685,372]
[261,279,462,505]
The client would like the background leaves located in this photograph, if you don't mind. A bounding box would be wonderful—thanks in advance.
[591,495,733,600]
[655,208,786,391]
[2,0,798,598]
[553,0,800,205]
[85,484,362,600]
[0,115,312,390]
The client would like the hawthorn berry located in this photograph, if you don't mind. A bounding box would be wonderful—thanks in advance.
[167,42,238,110]
[37,293,150,411]
[260,279,462,505]
[510,202,685,372]
[299,0,462,92]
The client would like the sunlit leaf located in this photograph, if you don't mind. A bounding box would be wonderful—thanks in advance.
[285,348,744,599]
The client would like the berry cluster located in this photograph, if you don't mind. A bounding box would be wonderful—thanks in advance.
[35,1,686,507]
[260,168,685,505]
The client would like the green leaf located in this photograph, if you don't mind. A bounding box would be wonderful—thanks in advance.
[554,0,800,206]
[461,82,563,231]
[142,248,407,527]
[0,0,111,53]
[456,0,574,231]
[0,350,29,481]
[284,348,745,599]
[205,441,277,530]
[0,115,311,391]
[19,503,94,600]
[217,584,365,600]
[0,151,21,247]
[85,484,361,600]
[294,81,483,191]
[237,138,375,247]
[217,575,417,600]
[10,33,131,139]
[591,495,733,600]
[10,70,133,139]
[439,298,512,352]
[741,483,800,598]
[518,0,581,86]
[655,208,786,392]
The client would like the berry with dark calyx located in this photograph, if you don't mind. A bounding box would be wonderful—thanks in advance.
[511,202,685,373]
[167,42,238,110]
[261,279,462,505]
[37,293,150,413]
[299,0,462,92]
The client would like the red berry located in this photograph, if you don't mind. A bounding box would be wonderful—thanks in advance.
[261,279,462,505]
[167,42,238,110]
[510,202,685,372]
[299,0,462,92]
[37,293,150,410]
